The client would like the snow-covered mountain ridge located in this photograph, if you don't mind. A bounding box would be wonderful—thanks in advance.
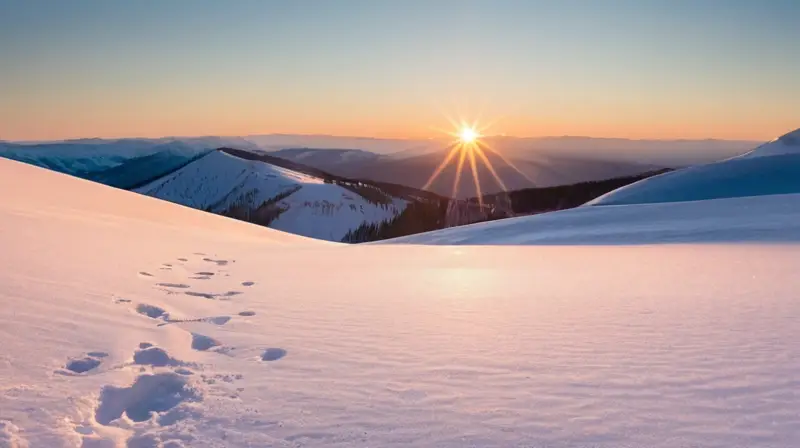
[135,150,411,242]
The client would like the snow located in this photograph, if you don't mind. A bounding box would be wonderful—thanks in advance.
[3,157,800,447]
[588,128,800,206]
[135,150,406,241]
[135,150,321,210]
[267,182,406,242]
[737,128,800,159]
[384,191,800,245]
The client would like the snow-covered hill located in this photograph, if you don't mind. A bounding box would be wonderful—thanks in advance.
[736,127,800,159]
[388,191,800,245]
[588,128,800,206]
[135,150,407,241]
[3,156,800,447]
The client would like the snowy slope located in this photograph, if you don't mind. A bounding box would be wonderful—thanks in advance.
[135,150,406,241]
[589,128,800,206]
[737,127,800,159]
[388,192,800,245]
[3,157,800,447]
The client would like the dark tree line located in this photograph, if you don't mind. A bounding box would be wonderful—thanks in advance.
[479,169,672,215]
[216,186,302,227]
[341,199,449,243]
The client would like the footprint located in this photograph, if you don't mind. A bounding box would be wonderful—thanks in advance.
[195,272,214,276]
[138,271,154,278]
[224,291,242,297]
[65,352,106,374]
[94,372,200,425]
[112,297,132,304]
[202,258,228,266]
[189,276,211,280]
[163,263,173,267]
[178,258,188,262]
[156,283,190,289]
[193,252,206,256]
[241,281,255,287]
[158,315,231,327]
[133,346,181,367]
[74,424,93,435]
[238,311,256,317]
[184,291,215,299]
[261,348,287,362]
[206,316,231,326]
[136,303,167,320]
[191,333,221,351]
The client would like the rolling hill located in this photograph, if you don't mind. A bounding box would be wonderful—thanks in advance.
[589,128,800,206]
[134,149,425,242]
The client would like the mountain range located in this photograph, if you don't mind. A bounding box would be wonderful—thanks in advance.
[268,147,665,198]
[0,132,774,241]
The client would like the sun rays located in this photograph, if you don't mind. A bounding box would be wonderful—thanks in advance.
[422,117,528,205]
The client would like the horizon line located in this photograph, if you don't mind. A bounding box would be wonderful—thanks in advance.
[2,132,769,145]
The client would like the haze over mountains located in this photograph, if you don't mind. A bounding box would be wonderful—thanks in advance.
[1,134,759,194]
[240,134,760,165]
[271,147,665,198]
[260,135,759,197]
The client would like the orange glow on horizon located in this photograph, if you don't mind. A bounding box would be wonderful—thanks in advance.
[0,106,790,142]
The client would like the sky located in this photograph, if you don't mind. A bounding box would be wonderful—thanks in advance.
[1,0,799,141]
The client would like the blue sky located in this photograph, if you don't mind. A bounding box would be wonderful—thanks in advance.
[1,0,798,140]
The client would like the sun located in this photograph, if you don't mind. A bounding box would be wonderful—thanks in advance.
[459,126,479,144]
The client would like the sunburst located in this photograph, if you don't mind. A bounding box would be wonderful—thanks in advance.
[423,117,527,206]
[459,126,478,144]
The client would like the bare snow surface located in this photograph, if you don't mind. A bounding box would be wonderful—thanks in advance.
[2,157,800,447]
